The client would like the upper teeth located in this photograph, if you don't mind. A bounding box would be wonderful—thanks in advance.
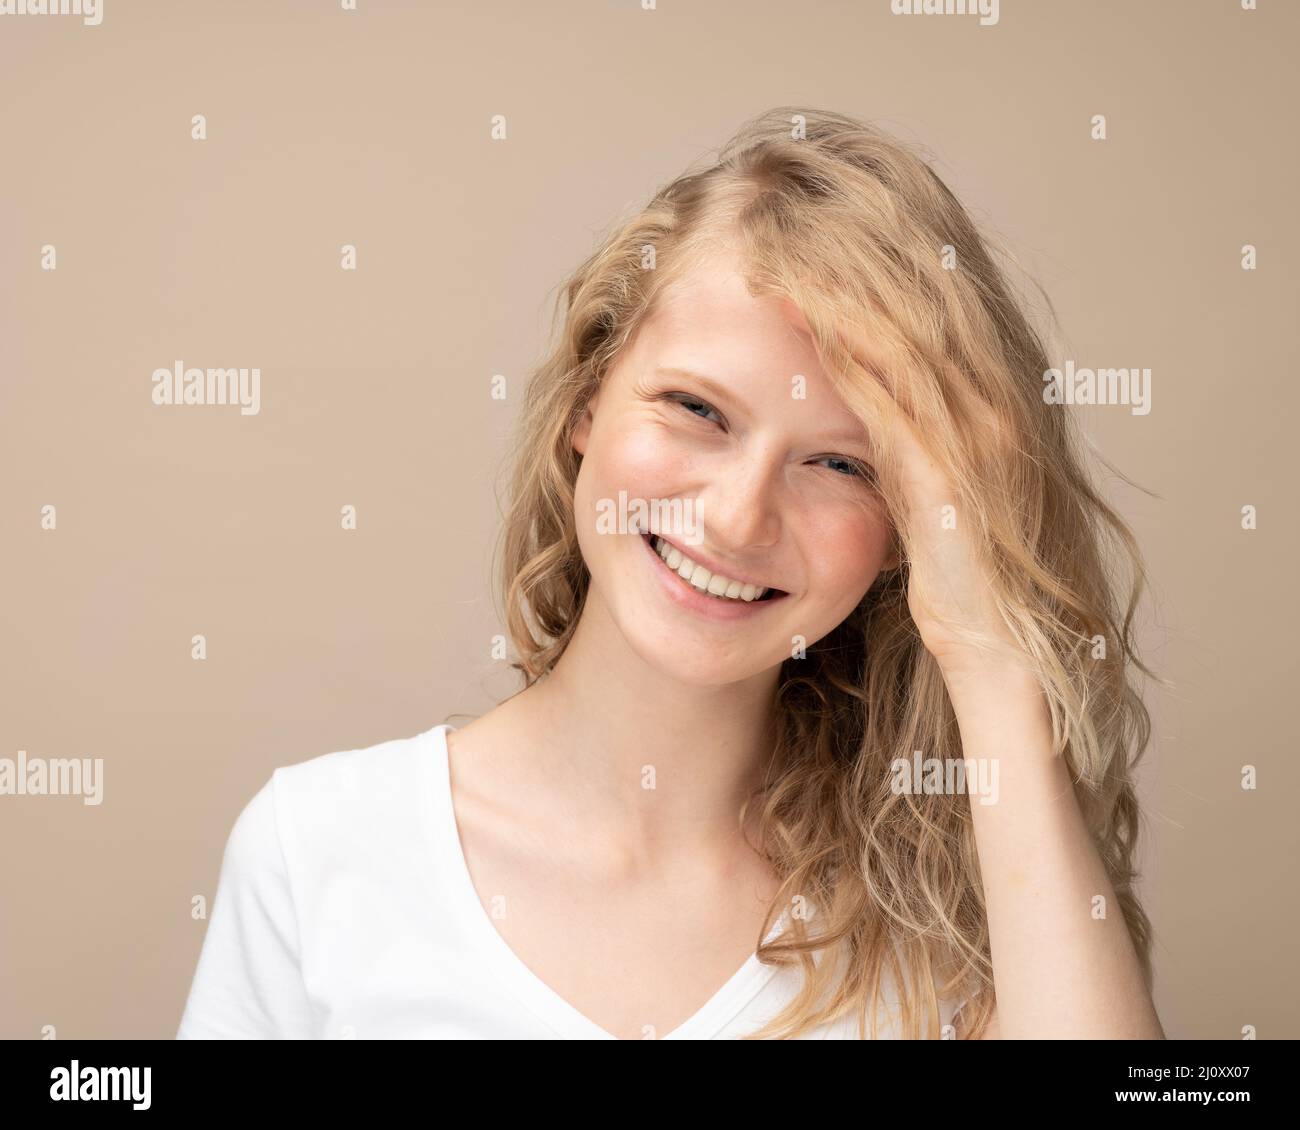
[651,536,770,602]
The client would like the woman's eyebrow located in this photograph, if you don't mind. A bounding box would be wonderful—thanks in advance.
[653,366,733,403]
[654,365,871,450]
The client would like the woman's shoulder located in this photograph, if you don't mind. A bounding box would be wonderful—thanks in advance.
[225,723,449,876]
[270,723,442,804]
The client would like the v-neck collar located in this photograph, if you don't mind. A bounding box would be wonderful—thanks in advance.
[420,723,787,1040]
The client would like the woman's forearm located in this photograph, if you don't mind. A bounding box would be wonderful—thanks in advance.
[943,664,1165,1040]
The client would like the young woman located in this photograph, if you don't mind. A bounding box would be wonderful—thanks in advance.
[177,108,1164,1040]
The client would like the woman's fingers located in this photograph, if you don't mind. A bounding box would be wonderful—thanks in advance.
[836,327,951,511]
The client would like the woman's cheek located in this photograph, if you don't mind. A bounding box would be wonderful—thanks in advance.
[814,517,893,602]
[603,422,695,496]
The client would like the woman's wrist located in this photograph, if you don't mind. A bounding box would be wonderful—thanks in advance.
[937,654,1046,714]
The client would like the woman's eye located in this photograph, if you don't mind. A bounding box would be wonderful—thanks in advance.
[815,455,876,483]
[671,395,724,425]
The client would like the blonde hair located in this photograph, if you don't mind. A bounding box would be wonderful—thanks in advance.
[495,107,1157,1039]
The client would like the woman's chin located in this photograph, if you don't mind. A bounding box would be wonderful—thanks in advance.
[617,620,778,688]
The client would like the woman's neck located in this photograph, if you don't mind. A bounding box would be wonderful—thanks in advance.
[501,588,781,867]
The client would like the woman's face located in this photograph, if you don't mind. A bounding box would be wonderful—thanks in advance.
[571,249,898,687]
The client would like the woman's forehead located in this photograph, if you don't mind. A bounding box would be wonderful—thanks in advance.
[649,263,814,346]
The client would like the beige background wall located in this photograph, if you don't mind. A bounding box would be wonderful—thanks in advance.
[1,0,1295,1039]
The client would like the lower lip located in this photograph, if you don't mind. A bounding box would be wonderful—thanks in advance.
[639,533,789,623]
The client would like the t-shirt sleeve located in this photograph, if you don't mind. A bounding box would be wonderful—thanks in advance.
[176,772,317,1039]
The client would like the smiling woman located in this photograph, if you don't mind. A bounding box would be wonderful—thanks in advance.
[486,106,1162,1040]
[177,106,1163,1042]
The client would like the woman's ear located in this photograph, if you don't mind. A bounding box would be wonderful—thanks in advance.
[880,530,902,572]
[571,393,598,456]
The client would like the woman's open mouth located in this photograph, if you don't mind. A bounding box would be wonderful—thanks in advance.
[641,532,787,605]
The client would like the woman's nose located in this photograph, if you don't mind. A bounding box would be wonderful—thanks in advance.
[697,450,782,552]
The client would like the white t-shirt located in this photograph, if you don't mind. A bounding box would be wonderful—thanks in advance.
[176,723,968,1040]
